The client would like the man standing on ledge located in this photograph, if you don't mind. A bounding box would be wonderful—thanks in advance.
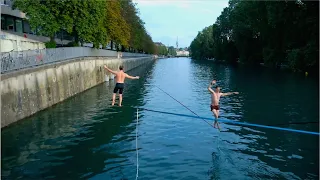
[208,80,239,130]
[104,65,139,106]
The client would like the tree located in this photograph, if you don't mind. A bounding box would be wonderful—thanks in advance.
[105,0,130,49]
[190,25,214,60]
[61,0,108,47]
[155,45,168,55]
[168,46,177,56]
[13,0,159,54]
[189,0,319,74]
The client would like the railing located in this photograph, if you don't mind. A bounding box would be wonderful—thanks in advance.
[1,47,151,74]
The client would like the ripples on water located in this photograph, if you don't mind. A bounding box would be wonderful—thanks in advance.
[2,58,319,179]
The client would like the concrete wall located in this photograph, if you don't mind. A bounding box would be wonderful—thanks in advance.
[0,31,46,52]
[1,56,154,128]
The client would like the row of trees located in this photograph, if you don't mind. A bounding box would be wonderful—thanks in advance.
[156,46,187,56]
[190,0,318,74]
[13,0,161,54]
[155,45,168,56]
[168,46,177,56]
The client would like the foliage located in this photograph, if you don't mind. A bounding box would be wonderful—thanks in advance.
[168,46,177,56]
[13,0,62,40]
[189,0,319,74]
[105,0,130,48]
[13,0,158,54]
[156,45,168,55]
[45,40,56,48]
[190,25,214,60]
[66,41,79,47]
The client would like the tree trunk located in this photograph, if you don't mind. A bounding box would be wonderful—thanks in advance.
[50,35,54,42]
[73,26,79,45]
[116,43,119,51]
[110,40,114,50]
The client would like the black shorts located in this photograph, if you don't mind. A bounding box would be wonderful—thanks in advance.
[210,105,220,111]
[113,83,124,94]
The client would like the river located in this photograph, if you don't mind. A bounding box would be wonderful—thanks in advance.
[2,58,319,179]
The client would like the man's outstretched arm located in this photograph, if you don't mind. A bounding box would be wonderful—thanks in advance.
[125,73,139,80]
[208,80,216,94]
[104,65,117,75]
[221,92,239,96]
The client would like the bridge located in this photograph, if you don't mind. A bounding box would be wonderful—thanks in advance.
[175,55,190,58]
[175,50,190,58]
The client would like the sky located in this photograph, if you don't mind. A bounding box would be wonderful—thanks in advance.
[133,0,229,48]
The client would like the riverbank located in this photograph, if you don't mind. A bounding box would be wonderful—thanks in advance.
[199,58,317,78]
[189,2,318,77]
[1,56,155,128]
[2,57,318,179]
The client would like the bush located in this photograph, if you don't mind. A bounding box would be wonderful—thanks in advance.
[45,40,56,48]
[66,41,79,47]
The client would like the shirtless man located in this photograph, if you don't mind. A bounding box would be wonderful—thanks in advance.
[104,65,139,106]
[208,80,239,130]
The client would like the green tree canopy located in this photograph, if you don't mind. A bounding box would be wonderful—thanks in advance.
[168,46,177,56]
[105,0,130,48]
[13,0,159,54]
[155,45,168,56]
[189,0,319,74]
[13,0,62,40]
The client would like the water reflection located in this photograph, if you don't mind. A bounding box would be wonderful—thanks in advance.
[2,58,319,180]
[190,59,318,179]
[1,61,155,179]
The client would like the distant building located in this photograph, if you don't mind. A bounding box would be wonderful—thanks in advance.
[1,0,73,50]
[176,49,189,57]
[1,0,31,33]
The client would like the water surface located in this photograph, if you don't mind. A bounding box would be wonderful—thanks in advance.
[2,58,319,179]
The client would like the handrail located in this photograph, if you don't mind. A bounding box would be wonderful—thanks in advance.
[0,47,151,74]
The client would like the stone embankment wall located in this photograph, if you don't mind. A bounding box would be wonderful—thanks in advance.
[1,56,154,128]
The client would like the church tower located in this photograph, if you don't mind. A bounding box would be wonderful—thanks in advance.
[176,36,178,49]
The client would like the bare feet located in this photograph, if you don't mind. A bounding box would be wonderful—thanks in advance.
[119,104,122,107]
[216,122,221,131]
[112,103,114,106]
[213,120,221,130]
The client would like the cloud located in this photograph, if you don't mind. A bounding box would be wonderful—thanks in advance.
[177,3,190,9]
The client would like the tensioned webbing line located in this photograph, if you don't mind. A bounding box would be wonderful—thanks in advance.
[153,86,216,128]
[132,86,319,136]
[131,85,318,180]
[135,108,139,180]
[135,107,319,136]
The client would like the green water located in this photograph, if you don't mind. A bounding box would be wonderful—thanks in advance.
[2,58,319,179]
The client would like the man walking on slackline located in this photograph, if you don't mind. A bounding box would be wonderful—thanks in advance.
[208,80,239,130]
[104,65,139,107]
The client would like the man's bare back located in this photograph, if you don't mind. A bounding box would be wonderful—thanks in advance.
[115,71,126,83]
[104,65,139,83]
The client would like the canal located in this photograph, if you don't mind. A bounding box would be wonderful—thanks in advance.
[2,58,319,179]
